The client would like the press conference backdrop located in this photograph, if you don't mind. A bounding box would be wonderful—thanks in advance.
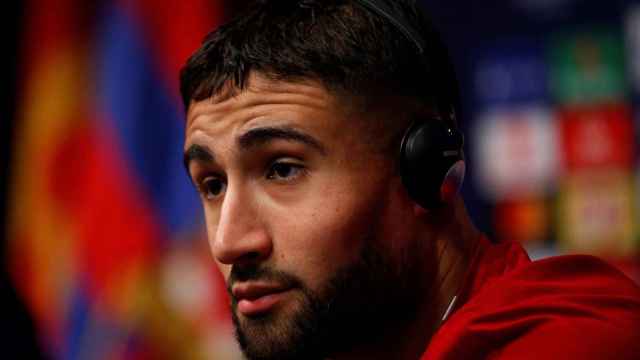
[3,0,639,358]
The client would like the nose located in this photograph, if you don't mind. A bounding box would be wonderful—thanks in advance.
[209,183,272,265]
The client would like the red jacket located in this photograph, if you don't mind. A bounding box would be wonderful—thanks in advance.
[422,237,640,359]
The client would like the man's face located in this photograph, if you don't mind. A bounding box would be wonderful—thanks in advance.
[184,74,429,359]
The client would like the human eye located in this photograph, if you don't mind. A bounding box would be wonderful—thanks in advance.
[265,160,306,182]
[197,175,226,200]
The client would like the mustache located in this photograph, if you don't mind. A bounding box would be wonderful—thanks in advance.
[227,264,304,296]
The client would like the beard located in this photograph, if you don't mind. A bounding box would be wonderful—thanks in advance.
[228,235,428,360]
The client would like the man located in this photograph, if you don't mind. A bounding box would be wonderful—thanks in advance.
[180,0,640,359]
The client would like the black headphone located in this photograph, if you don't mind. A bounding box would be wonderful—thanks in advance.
[355,0,466,209]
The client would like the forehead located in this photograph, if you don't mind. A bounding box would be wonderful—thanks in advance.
[183,73,370,157]
[186,74,350,126]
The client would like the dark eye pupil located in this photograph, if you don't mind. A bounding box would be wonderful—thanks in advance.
[274,163,292,177]
[206,179,223,195]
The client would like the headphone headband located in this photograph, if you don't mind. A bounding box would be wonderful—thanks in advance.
[355,0,459,128]
[354,0,425,54]
[353,0,465,208]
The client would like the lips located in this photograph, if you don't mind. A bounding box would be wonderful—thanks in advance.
[232,282,293,316]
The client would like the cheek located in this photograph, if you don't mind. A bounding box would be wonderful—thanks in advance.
[377,187,421,253]
[268,179,387,290]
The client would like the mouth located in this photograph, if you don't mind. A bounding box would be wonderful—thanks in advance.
[232,282,294,317]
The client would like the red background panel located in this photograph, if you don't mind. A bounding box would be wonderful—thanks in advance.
[558,104,634,172]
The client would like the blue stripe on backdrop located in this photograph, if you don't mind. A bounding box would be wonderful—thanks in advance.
[66,285,127,360]
[95,4,202,237]
[66,285,90,360]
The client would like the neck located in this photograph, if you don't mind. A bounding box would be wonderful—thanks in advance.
[331,197,480,360]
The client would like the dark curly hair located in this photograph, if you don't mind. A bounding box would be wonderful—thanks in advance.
[180,0,459,126]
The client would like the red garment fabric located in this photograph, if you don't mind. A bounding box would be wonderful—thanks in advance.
[422,236,640,359]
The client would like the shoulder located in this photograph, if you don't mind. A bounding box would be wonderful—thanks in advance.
[425,253,640,360]
[490,315,640,359]
[484,254,640,308]
[491,255,640,359]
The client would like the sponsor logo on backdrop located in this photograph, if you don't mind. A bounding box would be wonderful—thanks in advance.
[473,43,548,109]
[558,105,634,172]
[558,171,636,256]
[474,106,559,201]
[549,31,627,104]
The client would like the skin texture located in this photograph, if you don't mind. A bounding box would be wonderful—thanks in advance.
[184,73,476,360]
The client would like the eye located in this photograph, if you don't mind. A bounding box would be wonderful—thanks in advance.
[266,161,305,181]
[198,176,226,200]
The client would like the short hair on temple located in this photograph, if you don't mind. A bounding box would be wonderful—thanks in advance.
[179,0,460,127]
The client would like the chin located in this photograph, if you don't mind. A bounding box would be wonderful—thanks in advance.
[233,291,326,360]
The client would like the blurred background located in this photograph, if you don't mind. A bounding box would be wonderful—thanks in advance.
[2,0,639,358]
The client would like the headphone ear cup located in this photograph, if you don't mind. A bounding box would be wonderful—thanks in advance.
[399,120,465,209]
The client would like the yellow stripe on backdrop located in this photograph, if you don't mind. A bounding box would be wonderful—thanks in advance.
[8,45,90,345]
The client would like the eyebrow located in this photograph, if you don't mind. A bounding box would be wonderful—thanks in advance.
[183,143,214,174]
[238,126,327,155]
[183,126,327,174]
